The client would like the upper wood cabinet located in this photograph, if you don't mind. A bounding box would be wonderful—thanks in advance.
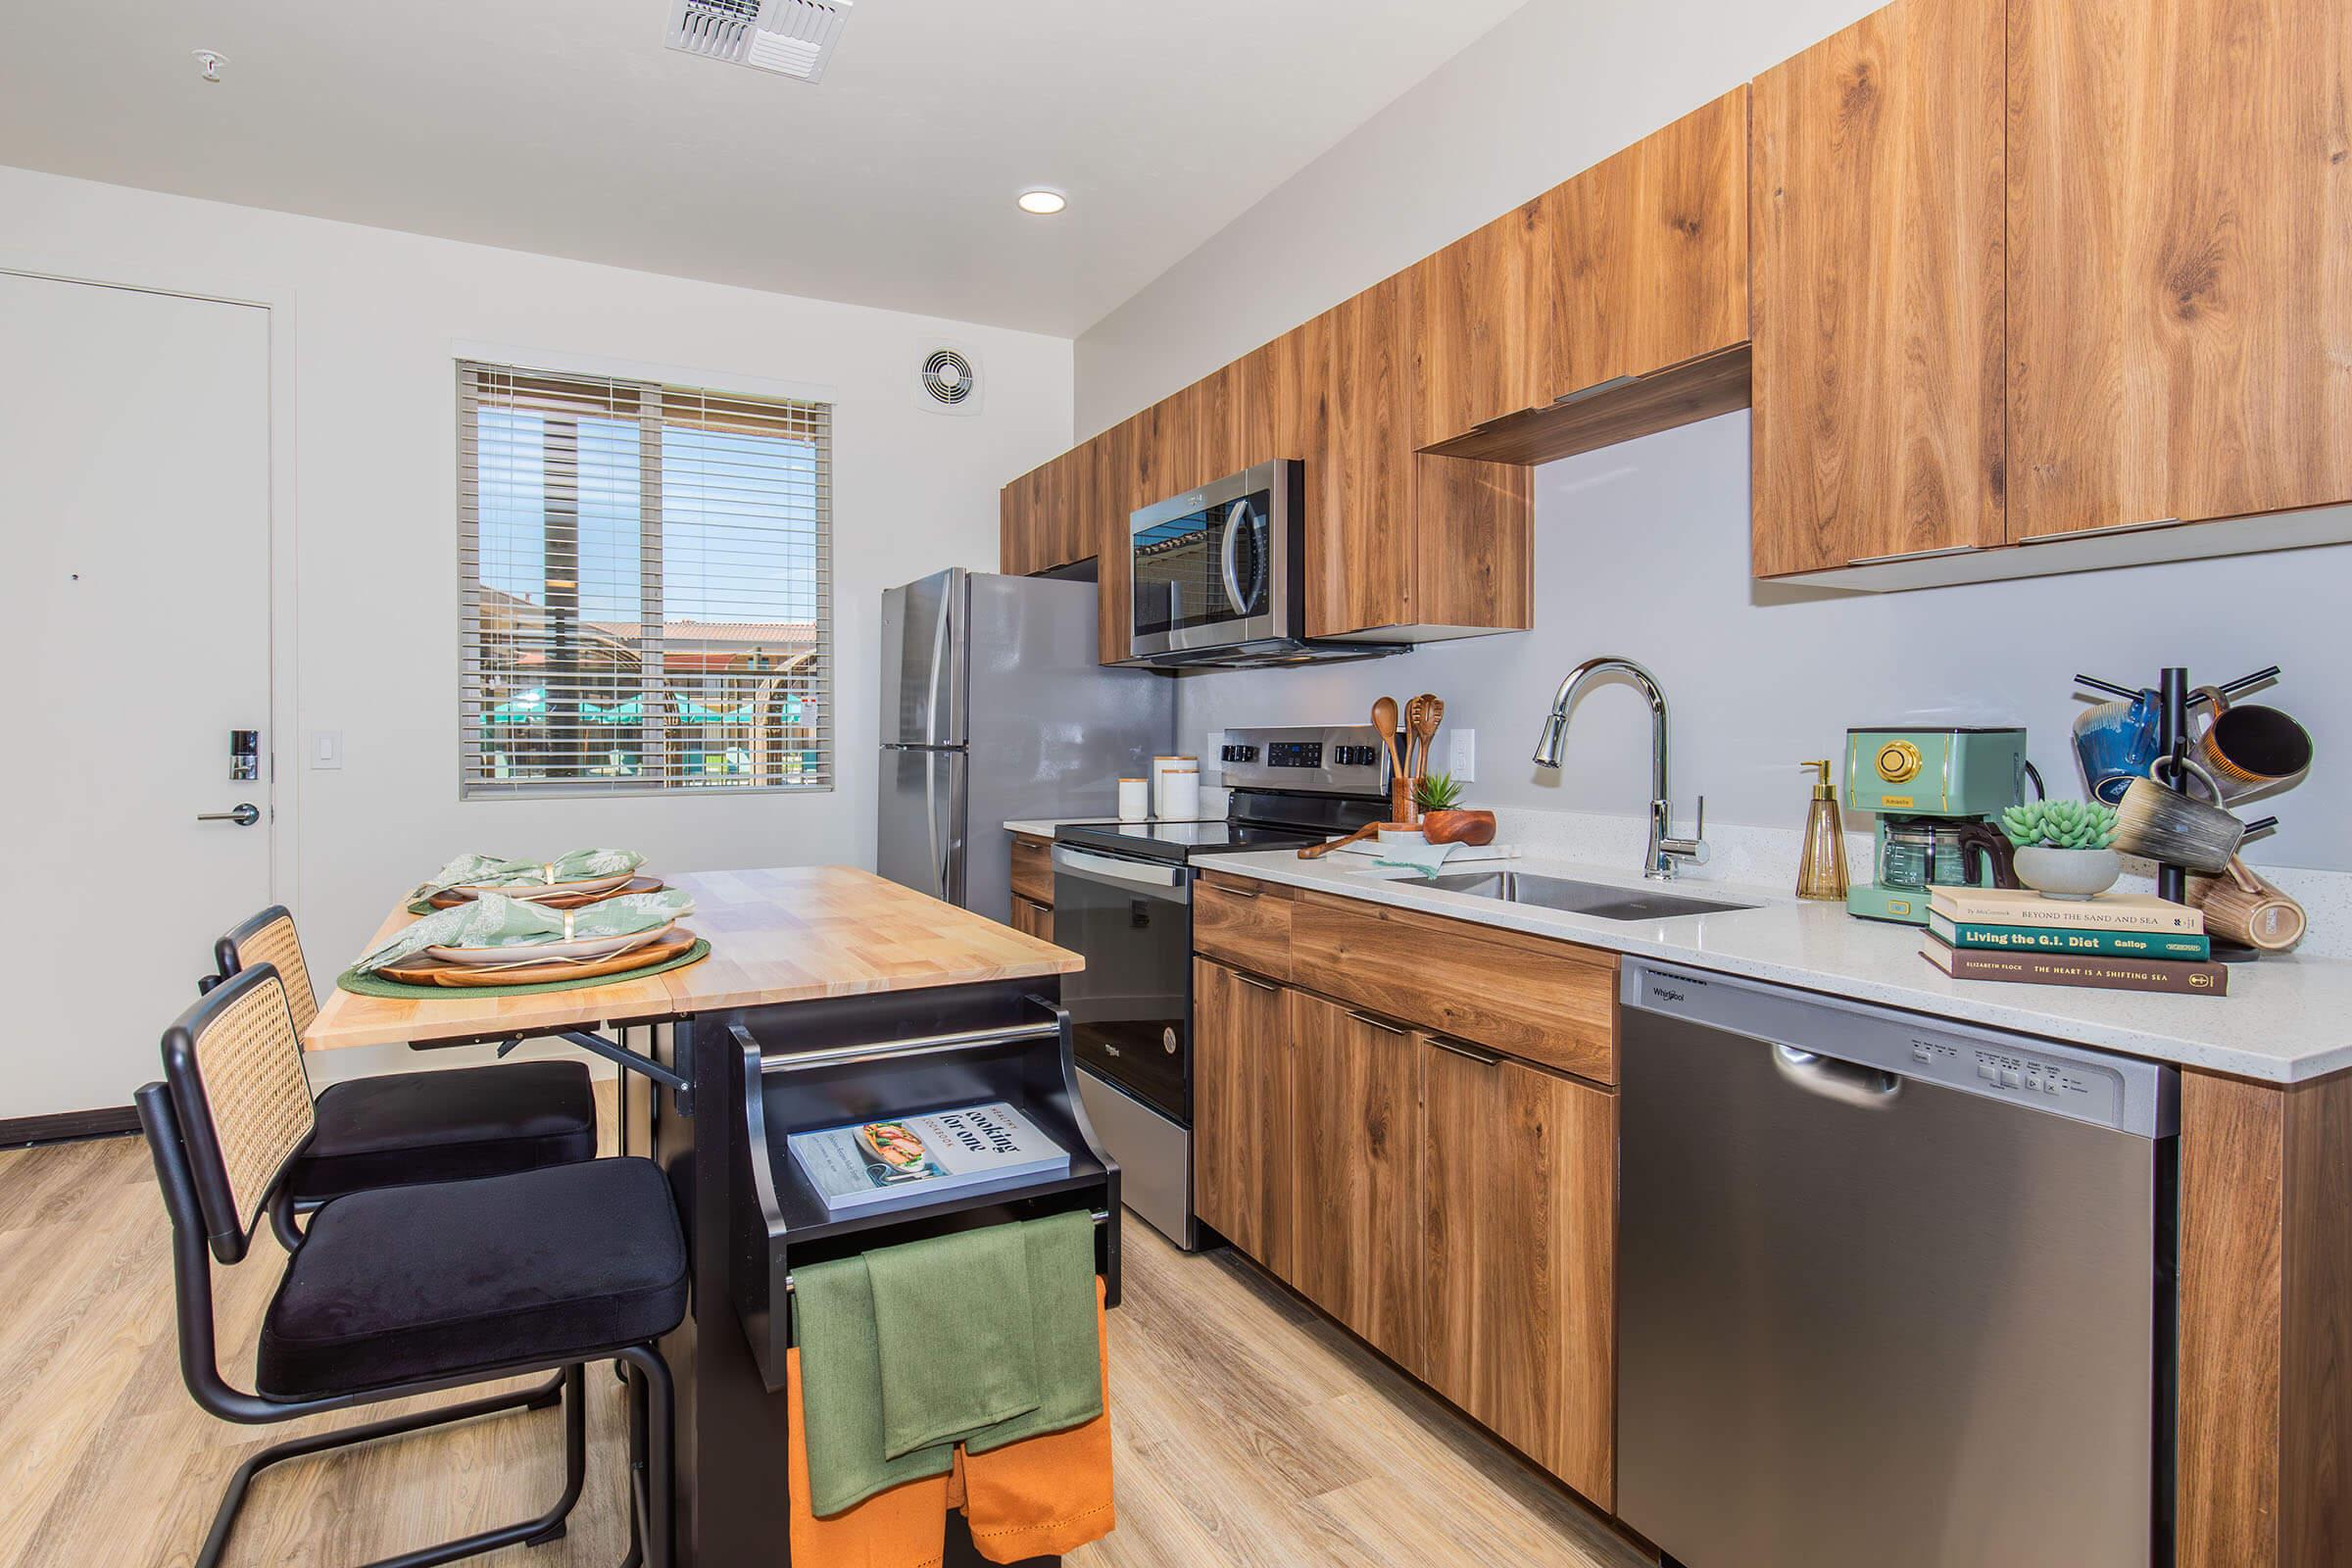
[997,448,1088,578]
[1749,0,2008,577]
[2005,0,2352,541]
[1547,87,1750,406]
[1410,195,1559,445]
[1420,1039,1617,1507]
[1092,416,1139,665]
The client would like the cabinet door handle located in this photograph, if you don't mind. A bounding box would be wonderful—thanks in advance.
[1214,884,1260,899]
[1235,974,1279,994]
[1843,544,1984,567]
[1347,1009,1406,1036]
[1552,373,1639,408]
[1428,1036,1501,1066]
[2016,515,2180,546]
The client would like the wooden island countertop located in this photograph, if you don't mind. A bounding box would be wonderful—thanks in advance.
[303,864,1082,1052]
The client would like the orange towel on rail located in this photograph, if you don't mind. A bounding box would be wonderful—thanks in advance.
[787,1282,1114,1568]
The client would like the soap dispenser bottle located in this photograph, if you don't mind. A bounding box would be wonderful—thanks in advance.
[1795,760,1849,901]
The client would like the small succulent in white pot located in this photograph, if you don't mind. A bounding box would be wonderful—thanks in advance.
[2000,799,2122,900]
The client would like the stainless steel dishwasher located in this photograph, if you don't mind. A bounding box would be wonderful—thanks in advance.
[1617,960,2178,1568]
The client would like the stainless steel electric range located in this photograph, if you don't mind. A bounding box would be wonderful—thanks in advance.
[1052,724,1390,1248]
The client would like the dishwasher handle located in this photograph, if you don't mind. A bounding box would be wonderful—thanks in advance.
[1773,1046,1902,1108]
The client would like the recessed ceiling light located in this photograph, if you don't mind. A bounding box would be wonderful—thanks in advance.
[1016,188,1067,217]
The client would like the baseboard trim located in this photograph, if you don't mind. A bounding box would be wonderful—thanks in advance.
[0,1104,141,1148]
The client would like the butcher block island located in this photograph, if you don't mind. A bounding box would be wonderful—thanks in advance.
[314,866,1116,1568]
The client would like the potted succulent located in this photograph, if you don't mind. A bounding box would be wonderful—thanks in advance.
[1414,773,1496,847]
[2000,799,2122,899]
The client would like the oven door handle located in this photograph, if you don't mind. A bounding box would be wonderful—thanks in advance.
[1053,844,1190,890]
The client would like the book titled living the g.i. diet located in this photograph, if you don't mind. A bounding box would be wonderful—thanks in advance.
[787,1101,1068,1216]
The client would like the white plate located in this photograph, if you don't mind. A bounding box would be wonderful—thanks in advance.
[450,871,634,903]
[424,920,673,967]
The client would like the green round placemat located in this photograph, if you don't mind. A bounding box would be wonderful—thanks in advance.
[336,939,710,1000]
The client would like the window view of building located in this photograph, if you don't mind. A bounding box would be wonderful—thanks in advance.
[458,365,832,794]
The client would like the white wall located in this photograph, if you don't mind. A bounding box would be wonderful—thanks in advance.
[1,164,1072,1079]
[1073,0,1879,437]
[1176,414,2350,875]
[1079,0,2347,877]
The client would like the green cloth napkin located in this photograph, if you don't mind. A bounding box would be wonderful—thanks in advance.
[792,1254,958,1517]
[792,1211,1102,1518]
[865,1226,1041,1459]
[960,1209,1102,1456]
[354,889,693,974]
[408,848,646,902]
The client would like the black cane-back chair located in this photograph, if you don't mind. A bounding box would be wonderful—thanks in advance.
[139,961,684,1568]
[210,905,598,1250]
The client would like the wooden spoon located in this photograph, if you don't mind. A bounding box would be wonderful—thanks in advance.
[1372,695,1403,784]
[1298,823,1383,859]
[1401,696,1439,775]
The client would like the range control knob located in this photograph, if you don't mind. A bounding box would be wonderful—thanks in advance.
[1876,740,1924,784]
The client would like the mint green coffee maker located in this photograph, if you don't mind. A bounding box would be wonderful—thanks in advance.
[1844,727,2040,924]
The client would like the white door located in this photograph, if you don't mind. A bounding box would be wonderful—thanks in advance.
[0,273,274,1122]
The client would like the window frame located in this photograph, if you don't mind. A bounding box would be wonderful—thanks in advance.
[455,356,835,800]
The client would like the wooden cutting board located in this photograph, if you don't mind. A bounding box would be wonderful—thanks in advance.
[377,927,698,988]
[426,875,665,910]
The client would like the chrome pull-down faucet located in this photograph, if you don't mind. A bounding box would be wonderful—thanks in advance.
[1532,656,1709,880]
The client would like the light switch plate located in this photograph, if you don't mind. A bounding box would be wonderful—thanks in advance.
[311,729,344,770]
[1446,728,1475,782]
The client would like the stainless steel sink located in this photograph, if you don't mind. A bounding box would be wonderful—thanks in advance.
[1423,870,1756,921]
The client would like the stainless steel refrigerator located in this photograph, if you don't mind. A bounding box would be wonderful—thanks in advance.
[878,568,1174,917]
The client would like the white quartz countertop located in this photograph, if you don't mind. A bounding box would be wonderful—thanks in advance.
[1205,846,2352,1085]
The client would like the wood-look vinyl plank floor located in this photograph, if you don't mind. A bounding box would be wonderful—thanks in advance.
[0,1093,1645,1568]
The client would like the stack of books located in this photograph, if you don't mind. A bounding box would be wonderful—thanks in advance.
[1919,887,2226,997]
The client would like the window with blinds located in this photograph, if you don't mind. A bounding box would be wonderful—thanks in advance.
[458,361,832,796]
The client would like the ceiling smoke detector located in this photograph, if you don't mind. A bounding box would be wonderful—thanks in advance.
[665,0,855,82]
[193,50,227,84]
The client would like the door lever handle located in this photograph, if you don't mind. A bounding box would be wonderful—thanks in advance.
[197,803,262,827]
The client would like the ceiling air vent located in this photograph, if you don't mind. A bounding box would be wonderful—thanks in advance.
[665,0,855,82]
[915,344,984,416]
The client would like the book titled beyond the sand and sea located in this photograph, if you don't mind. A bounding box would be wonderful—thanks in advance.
[788,1102,1070,1216]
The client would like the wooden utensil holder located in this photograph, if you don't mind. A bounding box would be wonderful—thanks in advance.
[1393,775,1420,824]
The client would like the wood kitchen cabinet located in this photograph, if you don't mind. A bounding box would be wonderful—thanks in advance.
[2005,0,2352,542]
[998,448,1087,578]
[1420,1037,1617,1507]
[1292,990,1423,1374]
[1008,894,1053,943]
[1748,0,2008,577]
[1315,275,1533,640]
[1192,957,1297,1282]
[1416,90,1752,468]
[1091,416,1139,665]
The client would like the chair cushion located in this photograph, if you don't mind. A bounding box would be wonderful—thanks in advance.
[289,1061,597,1201]
[257,1156,686,1398]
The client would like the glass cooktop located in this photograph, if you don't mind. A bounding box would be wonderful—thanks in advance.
[1054,818,1325,863]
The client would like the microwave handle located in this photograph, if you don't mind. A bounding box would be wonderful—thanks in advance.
[1218,500,1251,615]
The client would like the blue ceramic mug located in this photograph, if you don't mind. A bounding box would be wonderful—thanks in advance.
[2074,689,2162,805]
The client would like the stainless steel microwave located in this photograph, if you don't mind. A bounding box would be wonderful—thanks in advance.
[1127,461,1303,662]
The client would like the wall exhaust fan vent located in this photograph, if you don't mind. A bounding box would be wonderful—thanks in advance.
[665,0,854,82]
[915,344,984,416]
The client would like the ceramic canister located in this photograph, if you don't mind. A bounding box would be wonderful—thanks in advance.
[1151,755,1198,818]
[1117,777,1151,821]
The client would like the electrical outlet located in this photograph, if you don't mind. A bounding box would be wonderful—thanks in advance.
[1447,728,1475,782]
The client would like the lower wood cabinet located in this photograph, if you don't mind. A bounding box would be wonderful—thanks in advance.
[1191,958,1296,1282]
[1008,894,1053,943]
[1291,991,1425,1375]
[1420,1036,1617,1506]
[1191,887,1620,1507]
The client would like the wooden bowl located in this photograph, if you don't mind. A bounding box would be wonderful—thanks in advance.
[1420,808,1495,847]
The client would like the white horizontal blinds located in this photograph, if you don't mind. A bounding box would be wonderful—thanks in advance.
[458,362,832,795]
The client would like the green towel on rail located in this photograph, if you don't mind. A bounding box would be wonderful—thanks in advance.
[792,1211,1102,1517]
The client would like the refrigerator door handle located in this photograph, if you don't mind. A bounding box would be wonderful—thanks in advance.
[925,580,955,747]
[923,748,943,899]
